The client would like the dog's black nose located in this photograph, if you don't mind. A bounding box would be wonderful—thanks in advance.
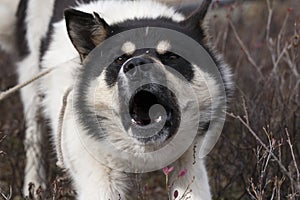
[123,57,152,75]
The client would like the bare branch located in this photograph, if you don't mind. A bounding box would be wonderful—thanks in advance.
[277,13,289,57]
[226,112,296,187]
[228,19,263,79]
[266,0,276,67]
[0,186,12,200]
[285,128,300,185]
[222,21,229,54]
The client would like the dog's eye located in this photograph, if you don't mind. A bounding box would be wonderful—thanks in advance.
[117,57,123,62]
[160,52,180,61]
[114,55,128,65]
[168,54,180,60]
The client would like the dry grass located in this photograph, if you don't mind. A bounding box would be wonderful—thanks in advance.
[207,0,299,199]
[0,0,299,199]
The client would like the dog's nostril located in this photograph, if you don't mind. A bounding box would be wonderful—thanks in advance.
[123,57,152,74]
[123,63,137,75]
[126,63,135,73]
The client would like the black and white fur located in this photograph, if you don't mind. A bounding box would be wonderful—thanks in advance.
[0,0,233,199]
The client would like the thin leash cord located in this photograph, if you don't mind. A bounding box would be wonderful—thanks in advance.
[56,87,73,169]
[0,57,78,101]
[0,57,77,167]
[0,68,54,101]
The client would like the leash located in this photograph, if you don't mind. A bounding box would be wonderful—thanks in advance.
[56,87,73,169]
[0,57,78,101]
[0,68,54,101]
[0,57,78,169]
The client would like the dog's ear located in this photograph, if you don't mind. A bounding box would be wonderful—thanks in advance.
[181,0,212,37]
[64,9,110,61]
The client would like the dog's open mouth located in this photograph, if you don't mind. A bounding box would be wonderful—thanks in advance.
[128,84,180,143]
[130,90,165,126]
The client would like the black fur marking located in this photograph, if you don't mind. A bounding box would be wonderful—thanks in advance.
[74,49,111,141]
[169,2,233,100]
[40,25,53,64]
[179,0,212,43]
[65,9,97,53]
[201,45,233,100]
[53,0,92,23]
[101,18,206,87]
[105,49,195,87]
[158,51,194,82]
[38,0,232,142]
[65,9,109,60]
[16,0,30,59]
[104,55,124,87]
[176,3,200,16]
[183,0,212,26]
[107,17,233,100]
[199,121,210,133]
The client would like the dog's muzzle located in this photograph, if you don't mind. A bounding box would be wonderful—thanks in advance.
[118,56,181,144]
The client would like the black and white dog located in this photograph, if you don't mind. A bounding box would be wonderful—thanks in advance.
[0,0,232,199]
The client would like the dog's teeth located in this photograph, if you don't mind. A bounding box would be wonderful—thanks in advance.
[155,116,162,123]
[131,119,137,124]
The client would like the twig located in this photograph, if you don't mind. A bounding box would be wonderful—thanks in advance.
[285,128,300,184]
[265,0,273,41]
[284,46,300,78]
[0,134,7,143]
[0,186,12,200]
[226,112,296,187]
[266,0,277,67]
[241,97,249,125]
[261,127,273,180]
[228,19,263,79]
[275,176,285,200]
[222,21,229,54]
[178,176,195,200]
[274,43,290,71]
[276,12,289,58]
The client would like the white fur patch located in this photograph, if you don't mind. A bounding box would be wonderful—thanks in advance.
[75,1,185,25]
[121,41,136,55]
[156,40,171,54]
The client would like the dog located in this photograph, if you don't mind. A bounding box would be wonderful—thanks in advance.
[0,0,233,199]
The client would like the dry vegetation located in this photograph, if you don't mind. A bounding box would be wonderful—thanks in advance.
[208,0,300,199]
[0,0,299,199]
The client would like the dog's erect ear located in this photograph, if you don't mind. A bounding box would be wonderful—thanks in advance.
[64,9,110,61]
[181,0,212,36]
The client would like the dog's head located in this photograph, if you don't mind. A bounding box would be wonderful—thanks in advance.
[64,0,231,160]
